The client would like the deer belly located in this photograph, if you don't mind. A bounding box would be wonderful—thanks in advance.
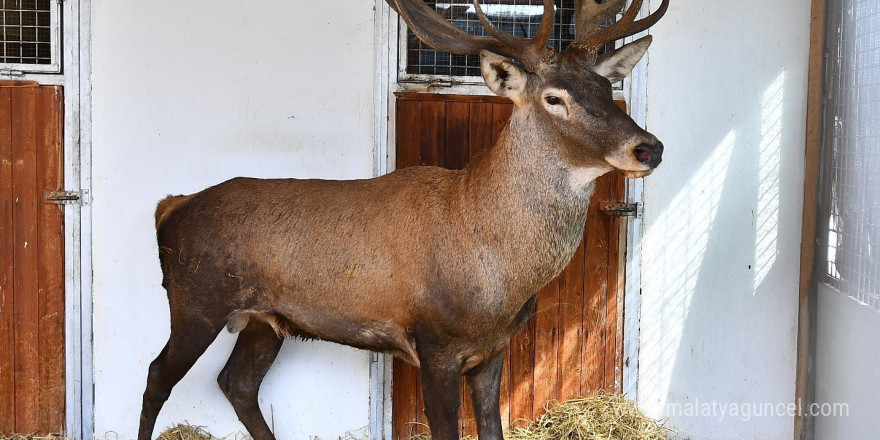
[225,307,420,366]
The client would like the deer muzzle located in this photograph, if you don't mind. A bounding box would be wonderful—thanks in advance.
[634,141,664,169]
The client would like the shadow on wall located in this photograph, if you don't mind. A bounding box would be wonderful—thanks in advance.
[640,67,797,437]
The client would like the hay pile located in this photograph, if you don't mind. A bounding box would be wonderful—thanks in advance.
[507,394,670,440]
[153,394,669,440]
[155,424,370,440]
[156,425,213,440]
[0,435,69,440]
[411,394,670,440]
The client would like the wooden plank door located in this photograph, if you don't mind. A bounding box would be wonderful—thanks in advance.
[0,81,65,434]
[391,93,627,440]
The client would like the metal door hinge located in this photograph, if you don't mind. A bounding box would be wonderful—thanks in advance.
[44,189,90,205]
[0,69,25,77]
[601,202,640,217]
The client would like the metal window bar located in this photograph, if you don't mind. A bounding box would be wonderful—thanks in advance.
[399,0,618,84]
[1,0,60,73]
[821,0,880,311]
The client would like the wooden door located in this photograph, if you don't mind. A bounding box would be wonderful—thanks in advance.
[0,82,65,434]
[391,93,627,439]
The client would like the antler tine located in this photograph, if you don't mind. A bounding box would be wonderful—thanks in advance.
[471,0,556,67]
[389,0,522,60]
[575,0,626,38]
[532,0,557,52]
[569,0,669,58]
[607,0,669,41]
[391,0,557,71]
[471,0,528,51]
[583,0,643,47]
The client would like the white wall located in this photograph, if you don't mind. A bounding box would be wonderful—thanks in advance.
[815,285,880,439]
[638,0,810,438]
[90,1,376,438]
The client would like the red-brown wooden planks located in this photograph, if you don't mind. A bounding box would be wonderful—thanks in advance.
[444,102,470,171]
[507,314,535,428]
[419,101,445,168]
[0,86,15,433]
[559,240,585,400]
[604,173,626,392]
[396,100,422,170]
[532,279,559,418]
[392,359,421,440]
[0,83,65,434]
[36,87,65,429]
[581,176,611,392]
[392,94,625,438]
[468,103,494,159]
[12,87,42,434]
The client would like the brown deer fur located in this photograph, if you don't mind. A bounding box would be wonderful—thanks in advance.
[138,1,669,440]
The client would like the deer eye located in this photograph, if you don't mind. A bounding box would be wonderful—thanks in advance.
[545,96,562,105]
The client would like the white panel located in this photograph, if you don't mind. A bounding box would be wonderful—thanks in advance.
[90,1,376,438]
[638,0,810,438]
[815,284,876,439]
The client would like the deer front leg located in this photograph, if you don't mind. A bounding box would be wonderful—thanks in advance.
[418,351,462,440]
[465,352,505,440]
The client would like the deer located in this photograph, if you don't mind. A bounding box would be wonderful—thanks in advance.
[137,1,669,439]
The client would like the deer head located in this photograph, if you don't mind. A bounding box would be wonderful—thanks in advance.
[389,0,668,179]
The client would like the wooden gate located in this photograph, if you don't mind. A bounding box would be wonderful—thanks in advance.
[0,82,65,434]
[391,93,627,439]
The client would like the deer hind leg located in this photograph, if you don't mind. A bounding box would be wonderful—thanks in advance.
[465,352,505,440]
[217,319,284,440]
[137,306,226,440]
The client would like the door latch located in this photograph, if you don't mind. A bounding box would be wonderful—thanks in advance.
[44,189,90,205]
[601,202,639,217]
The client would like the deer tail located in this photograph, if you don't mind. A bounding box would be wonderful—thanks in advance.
[155,194,194,229]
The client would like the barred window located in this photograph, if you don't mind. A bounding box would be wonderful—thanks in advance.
[398,0,621,85]
[1,0,61,73]
[821,0,880,310]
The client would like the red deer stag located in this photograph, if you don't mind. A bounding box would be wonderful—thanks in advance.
[138,0,668,439]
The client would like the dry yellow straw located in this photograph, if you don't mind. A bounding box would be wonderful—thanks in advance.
[156,424,213,440]
[0,435,69,440]
[410,393,671,440]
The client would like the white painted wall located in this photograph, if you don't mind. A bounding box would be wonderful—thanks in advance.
[87,1,816,439]
[814,285,880,439]
[638,0,810,438]
[90,1,376,438]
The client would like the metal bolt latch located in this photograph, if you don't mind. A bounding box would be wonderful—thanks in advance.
[44,189,89,205]
[601,202,639,217]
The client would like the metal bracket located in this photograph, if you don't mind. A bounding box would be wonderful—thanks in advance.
[601,202,640,217]
[44,189,90,205]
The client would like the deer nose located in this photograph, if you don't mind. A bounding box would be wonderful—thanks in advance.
[634,142,664,168]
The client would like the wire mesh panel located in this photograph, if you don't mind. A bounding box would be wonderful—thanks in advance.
[821,0,880,311]
[404,0,577,78]
[1,0,59,72]
[400,0,621,84]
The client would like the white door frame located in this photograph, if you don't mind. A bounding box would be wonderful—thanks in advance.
[63,0,94,438]
[62,0,95,438]
[368,2,652,436]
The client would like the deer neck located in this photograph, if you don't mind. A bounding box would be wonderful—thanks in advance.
[457,108,607,294]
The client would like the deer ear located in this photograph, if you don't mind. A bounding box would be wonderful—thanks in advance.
[593,35,653,84]
[480,50,527,100]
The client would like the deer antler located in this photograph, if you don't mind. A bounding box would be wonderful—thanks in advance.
[568,0,669,59]
[389,0,556,71]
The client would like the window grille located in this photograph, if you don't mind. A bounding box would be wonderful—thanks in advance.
[398,0,618,84]
[821,0,880,311]
[1,0,61,73]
